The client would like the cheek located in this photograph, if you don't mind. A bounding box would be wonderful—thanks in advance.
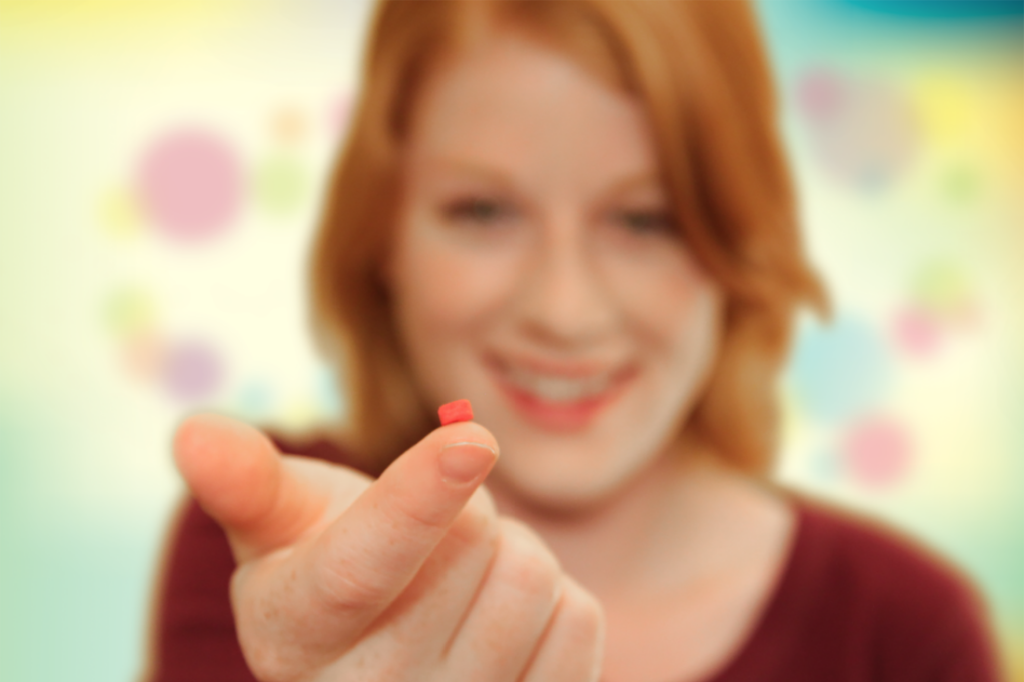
[655,272,722,398]
[661,282,722,386]
[601,243,719,350]
[391,223,521,345]
[632,270,722,469]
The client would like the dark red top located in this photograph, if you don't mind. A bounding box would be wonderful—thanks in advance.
[144,434,1004,682]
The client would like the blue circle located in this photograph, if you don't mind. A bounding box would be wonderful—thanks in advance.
[787,316,888,423]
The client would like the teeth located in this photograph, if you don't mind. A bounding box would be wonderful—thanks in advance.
[505,365,615,403]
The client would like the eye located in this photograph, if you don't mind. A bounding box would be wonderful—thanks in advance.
[614,208,677,236]
[442,197,513,225]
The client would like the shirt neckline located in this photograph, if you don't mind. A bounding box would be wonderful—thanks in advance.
[697,491,812,682]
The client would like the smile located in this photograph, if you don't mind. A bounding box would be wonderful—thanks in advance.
[487,355,637,431]
[503,364,618,402]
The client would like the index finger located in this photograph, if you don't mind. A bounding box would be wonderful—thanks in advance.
[296,420,499,649]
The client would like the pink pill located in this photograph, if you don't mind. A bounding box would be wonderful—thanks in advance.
[438,399,473,426]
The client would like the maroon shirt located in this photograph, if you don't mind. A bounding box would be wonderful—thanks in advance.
[145,435,1003,682]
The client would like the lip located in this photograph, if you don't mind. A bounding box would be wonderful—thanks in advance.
[485,354,637,432]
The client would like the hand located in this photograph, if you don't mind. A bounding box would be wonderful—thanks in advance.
[173,413,605,681]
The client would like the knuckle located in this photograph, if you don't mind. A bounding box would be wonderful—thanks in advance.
[386,490,451,534]
[495,518,561,599]
[311,549,390,613]
[446,489,499,547]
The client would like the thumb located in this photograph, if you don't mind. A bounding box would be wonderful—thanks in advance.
[172,412,341,560]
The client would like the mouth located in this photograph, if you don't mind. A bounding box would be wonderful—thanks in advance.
[486,354,636,432]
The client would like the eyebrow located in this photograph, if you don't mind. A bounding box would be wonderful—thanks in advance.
[423,158,520,191]
[419,157,664,201]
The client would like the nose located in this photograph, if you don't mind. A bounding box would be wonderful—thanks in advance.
[513,211,617,348]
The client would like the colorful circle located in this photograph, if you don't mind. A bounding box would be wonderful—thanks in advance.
[99,187,143,239]
[161,339,223,402]
[891,305,942,357]
[940,164,981,203]
[797,69,847,124]
[137,126,243,242]
[327,93,352,136]
[235,381,276,421]
[797,70,918,190]
[789,316,888,423]
[840,415,912,488]
[316,366,344,419]
[252,152,308,217]
[122,332,163,381]
[271,107,307,146]
[913,261,973,321]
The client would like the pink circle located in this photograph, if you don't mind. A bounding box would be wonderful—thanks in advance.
[892,306,941,357]
[841,415,912,488]
[137,126,242,241]
[326,93,351,136]
[798,72,918,190]
[797,70,847,123]
[161,338,223,401]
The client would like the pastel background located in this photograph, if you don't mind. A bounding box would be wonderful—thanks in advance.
[0,1,1020,680]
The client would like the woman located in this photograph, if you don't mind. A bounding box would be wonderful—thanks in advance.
[145,1,1002,681]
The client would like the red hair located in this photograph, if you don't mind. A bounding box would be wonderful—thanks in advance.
[309,0,830,474]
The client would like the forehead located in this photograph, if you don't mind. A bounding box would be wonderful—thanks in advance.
[404,30,661,198]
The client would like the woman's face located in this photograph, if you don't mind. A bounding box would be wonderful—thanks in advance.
[387,30,724,511]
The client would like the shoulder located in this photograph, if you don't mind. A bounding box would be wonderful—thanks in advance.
[783,493,1002,681]
[792,495,982,613]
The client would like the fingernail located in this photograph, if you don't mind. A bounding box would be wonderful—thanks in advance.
[439,442,498,485]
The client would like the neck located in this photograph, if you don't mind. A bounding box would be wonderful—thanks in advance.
[488,437,729,601]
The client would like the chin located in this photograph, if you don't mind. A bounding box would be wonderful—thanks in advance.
[489,452,637,515]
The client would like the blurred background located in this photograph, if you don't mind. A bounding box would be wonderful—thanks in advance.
[0,0,1021,679]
